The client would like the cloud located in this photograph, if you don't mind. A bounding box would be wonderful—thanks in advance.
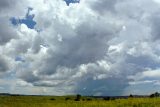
[1,0,160,95]
[0,55,9,72]
[150,12,160,40]
[0,0,15,11]
[0,16,19,45]
[89,0,117,14]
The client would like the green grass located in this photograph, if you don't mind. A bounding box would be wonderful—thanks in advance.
[0,96,160,107]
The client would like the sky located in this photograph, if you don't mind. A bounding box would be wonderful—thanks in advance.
[1,0,160,96]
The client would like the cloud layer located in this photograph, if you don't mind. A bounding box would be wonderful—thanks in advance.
[1,0,160,95]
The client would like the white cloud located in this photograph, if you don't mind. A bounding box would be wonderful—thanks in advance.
[1,0,160,95]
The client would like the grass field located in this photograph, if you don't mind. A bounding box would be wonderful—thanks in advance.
[0,95,160,107]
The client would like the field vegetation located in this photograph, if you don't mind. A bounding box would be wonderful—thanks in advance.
[0,94,160,107]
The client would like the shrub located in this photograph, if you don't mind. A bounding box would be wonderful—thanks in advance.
[65,97,71,101]
[103,97,110,101]
[50,98,55,100]
[86,98,92,101]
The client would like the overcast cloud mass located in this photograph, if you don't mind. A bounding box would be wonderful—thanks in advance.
[1,0,160,96]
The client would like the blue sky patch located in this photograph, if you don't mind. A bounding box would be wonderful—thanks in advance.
[64,0,80,6]
[10,7,36,29]
[15,56,25,62]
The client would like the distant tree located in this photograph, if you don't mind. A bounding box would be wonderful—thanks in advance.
[129,94,133,98]
[75,94,81,101]
[103,97,110,101]
[150,94,155,98]
[150,92,160,98]
[155,92,159,97]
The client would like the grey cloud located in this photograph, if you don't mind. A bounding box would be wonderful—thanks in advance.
[15,41,31,54]
[0,56,9,72]
[0,0,26,17]
[0,0,29,46]
[2,0,160,95]
[36,18,121,75]
[115,0,158,18]
[31,35,44,53]
[126,55,160,69]
[150,12,160,40]
[0,0,15,10]
[16,0,160,96]
[0,17,17,45]
[74,77,129,96]
[17,70,40,83]
[70,61,131,95]
[89,0,117,14]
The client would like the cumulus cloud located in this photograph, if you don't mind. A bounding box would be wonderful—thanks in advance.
[0,56,9,72]
[1,0,160,95]
[0,17,17,45]
[89,0,117,14]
